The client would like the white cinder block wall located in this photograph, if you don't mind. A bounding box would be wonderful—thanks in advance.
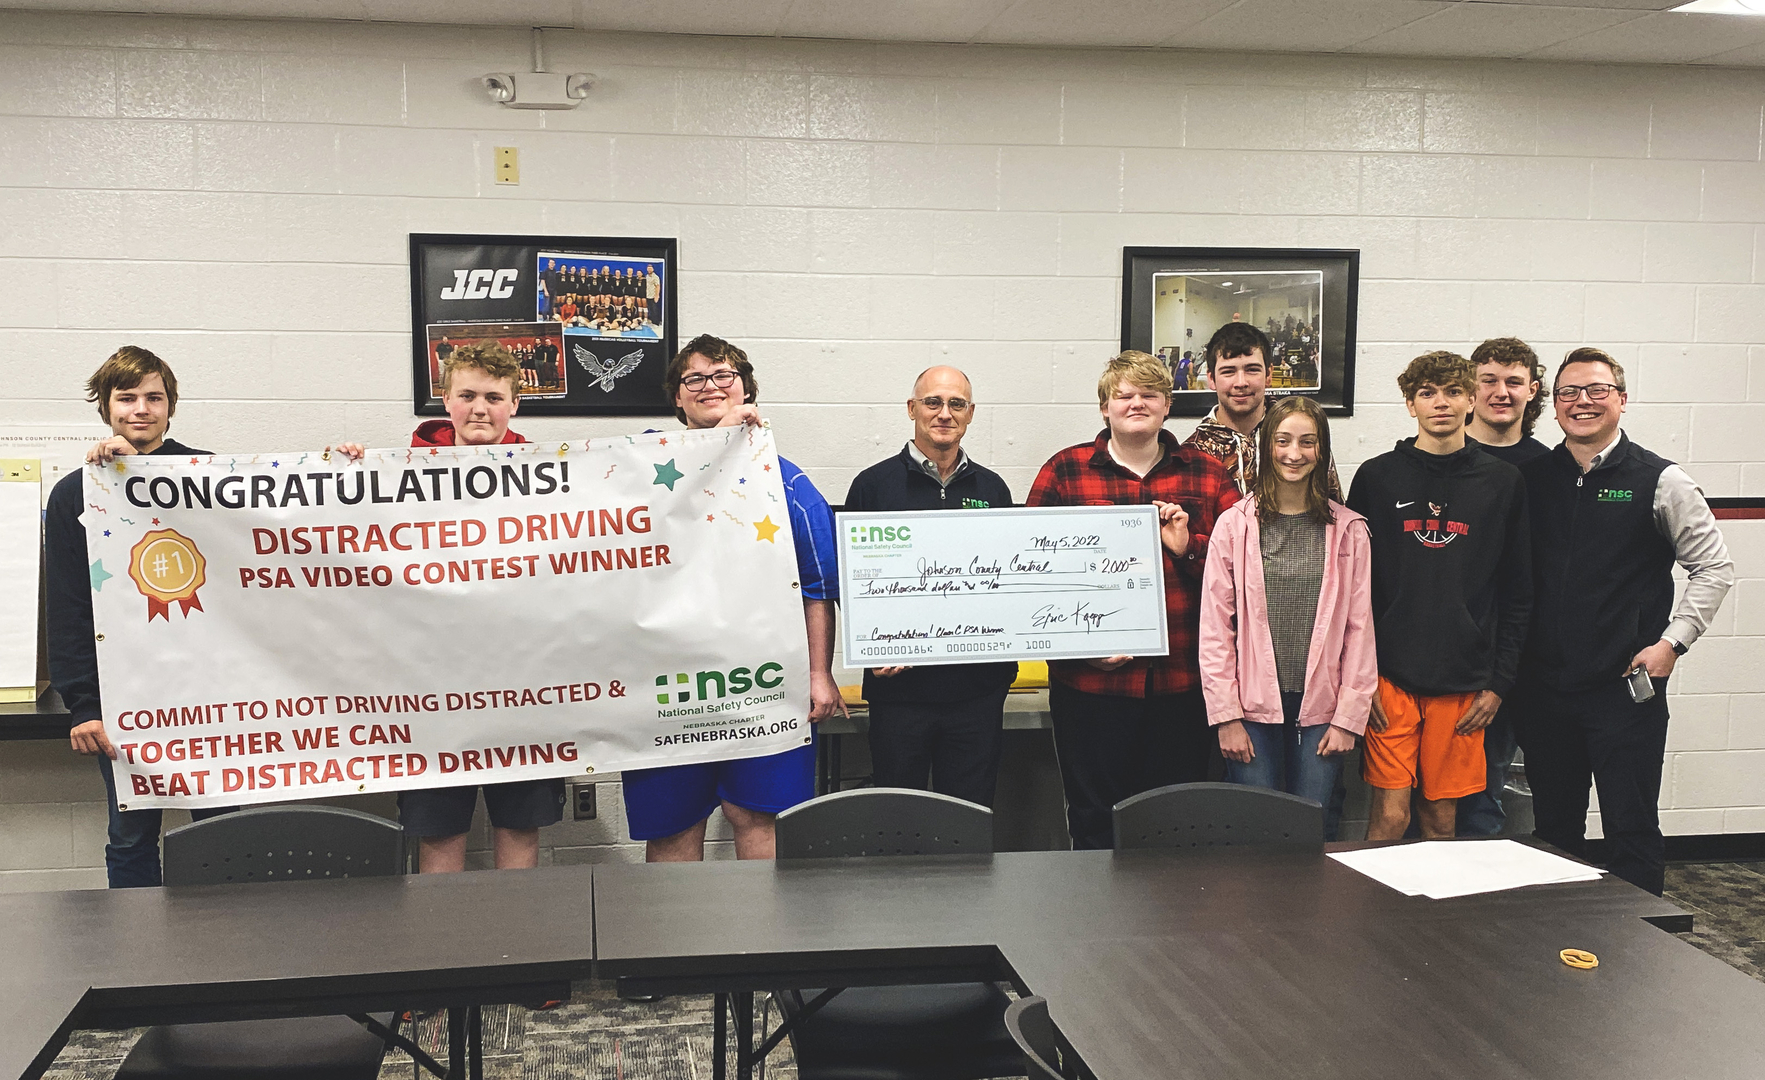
[2,11,1763,888]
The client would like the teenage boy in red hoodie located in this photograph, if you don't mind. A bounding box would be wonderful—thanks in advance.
[339,341,560,872]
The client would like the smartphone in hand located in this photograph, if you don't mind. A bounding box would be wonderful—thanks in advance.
[1626,666,1656,704]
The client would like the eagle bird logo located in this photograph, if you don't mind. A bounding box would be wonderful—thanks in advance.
[572,344,645,392]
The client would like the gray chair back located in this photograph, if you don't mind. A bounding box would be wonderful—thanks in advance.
[1004,996,1076,1080]
[1113,782,1323,852]
[163,806,405,886]
[776,788,992,859]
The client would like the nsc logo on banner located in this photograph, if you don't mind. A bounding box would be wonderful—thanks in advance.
[85,426,812,808]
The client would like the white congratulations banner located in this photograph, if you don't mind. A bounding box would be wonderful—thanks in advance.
[84,426,812,809]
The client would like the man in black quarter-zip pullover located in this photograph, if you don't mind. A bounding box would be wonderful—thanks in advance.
[1514,348,1732,896]
[1347,351,1531,842]
[842,366,1016,806]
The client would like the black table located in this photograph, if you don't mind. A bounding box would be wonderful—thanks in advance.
[8,846,1763,1080]
[0,689,69,742]
[594,847,1765,1080]
[0,866,590,1080]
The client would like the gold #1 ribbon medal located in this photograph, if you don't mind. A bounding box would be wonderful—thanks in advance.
[128,528,208,622]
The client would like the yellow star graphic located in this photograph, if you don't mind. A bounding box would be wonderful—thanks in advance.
[753,515,781,543]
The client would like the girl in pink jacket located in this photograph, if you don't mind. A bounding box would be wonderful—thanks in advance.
[1199,396,1377,833]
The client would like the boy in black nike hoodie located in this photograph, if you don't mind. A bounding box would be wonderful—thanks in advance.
[1346,351,1531,840]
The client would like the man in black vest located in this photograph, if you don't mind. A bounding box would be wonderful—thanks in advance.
[1514,347,1732,895]
[843,366,1016,806]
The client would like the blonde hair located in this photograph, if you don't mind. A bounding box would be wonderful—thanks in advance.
[1096,350,1173,408]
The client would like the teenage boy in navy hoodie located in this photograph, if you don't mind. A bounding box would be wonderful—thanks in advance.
[339,341,561,873]
[47,346,236,887]
[1346,351,1531,841]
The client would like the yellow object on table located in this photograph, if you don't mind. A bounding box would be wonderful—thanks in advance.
[1560,949,1599,970]
[842,660,1049,706]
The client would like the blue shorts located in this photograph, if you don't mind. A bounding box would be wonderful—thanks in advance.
[621,741,816,841]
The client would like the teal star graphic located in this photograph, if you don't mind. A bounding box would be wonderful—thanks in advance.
[653,459,684,490]
[90,559,113,592]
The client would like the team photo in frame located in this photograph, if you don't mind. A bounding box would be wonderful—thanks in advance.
[410,233,679,417]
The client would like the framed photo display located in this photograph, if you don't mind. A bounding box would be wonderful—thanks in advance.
[410,233,679,417]
[1120,247,1359,417]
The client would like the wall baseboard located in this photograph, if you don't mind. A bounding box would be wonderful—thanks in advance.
[1584,833,1765,864]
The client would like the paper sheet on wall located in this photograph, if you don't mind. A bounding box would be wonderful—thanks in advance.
[0,427,111,507]
[1329,840,1604,899]
[0,462,43,698]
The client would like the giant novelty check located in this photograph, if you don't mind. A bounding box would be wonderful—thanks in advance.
[838,505,1170,666]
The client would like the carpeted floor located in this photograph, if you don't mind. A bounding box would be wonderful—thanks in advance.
[40,860,1765,1080]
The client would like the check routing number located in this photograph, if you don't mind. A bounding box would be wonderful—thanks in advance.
[838,505,1171,666]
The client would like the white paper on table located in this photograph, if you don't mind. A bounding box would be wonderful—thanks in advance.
[1329,840,1604,899]
[0,477,42,690]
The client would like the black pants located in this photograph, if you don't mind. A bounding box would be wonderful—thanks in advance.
[1048,683,1211,850]
[1512,676,1670,895]
[868,687,1010,808]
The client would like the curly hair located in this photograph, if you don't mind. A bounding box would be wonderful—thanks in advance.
[1397,350,1476,401]
[1471,337,1546,437]
[441,341,522,398]
[665,334,758,425]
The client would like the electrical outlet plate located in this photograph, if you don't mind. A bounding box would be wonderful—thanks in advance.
[494,146,519,185]
[572,782,596,820]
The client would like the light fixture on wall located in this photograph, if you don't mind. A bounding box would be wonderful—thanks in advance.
[1669,0,1765,13]
[483,28,596,110]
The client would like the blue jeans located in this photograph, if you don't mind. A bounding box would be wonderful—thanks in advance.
[1456,708,1516,837]
[98,755,233,888]
[1224,692,1347,840]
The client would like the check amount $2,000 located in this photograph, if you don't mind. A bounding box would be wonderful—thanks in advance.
[838,505,1171,666]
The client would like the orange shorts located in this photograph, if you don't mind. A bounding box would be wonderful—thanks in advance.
[1361,678,1486,801]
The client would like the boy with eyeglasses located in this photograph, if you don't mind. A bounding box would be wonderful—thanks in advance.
[843,367,1016,806]
[1512,347,1732,895]
[620,334,844,862]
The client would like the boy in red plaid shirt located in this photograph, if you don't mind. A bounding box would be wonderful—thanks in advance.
[1027,351,1241,849]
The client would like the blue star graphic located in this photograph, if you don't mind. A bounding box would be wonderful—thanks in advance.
[506,451,515,458]
[271,460,280,468]
[738,477,747,485]
[103,529,111,537]
[89,560,113,592]
[653,459,685,490]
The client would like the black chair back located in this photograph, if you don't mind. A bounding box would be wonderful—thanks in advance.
[163,806,405,886]
[776,788,993,859]
[1004,996,1076,1079]
[1113,782,1323,851]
